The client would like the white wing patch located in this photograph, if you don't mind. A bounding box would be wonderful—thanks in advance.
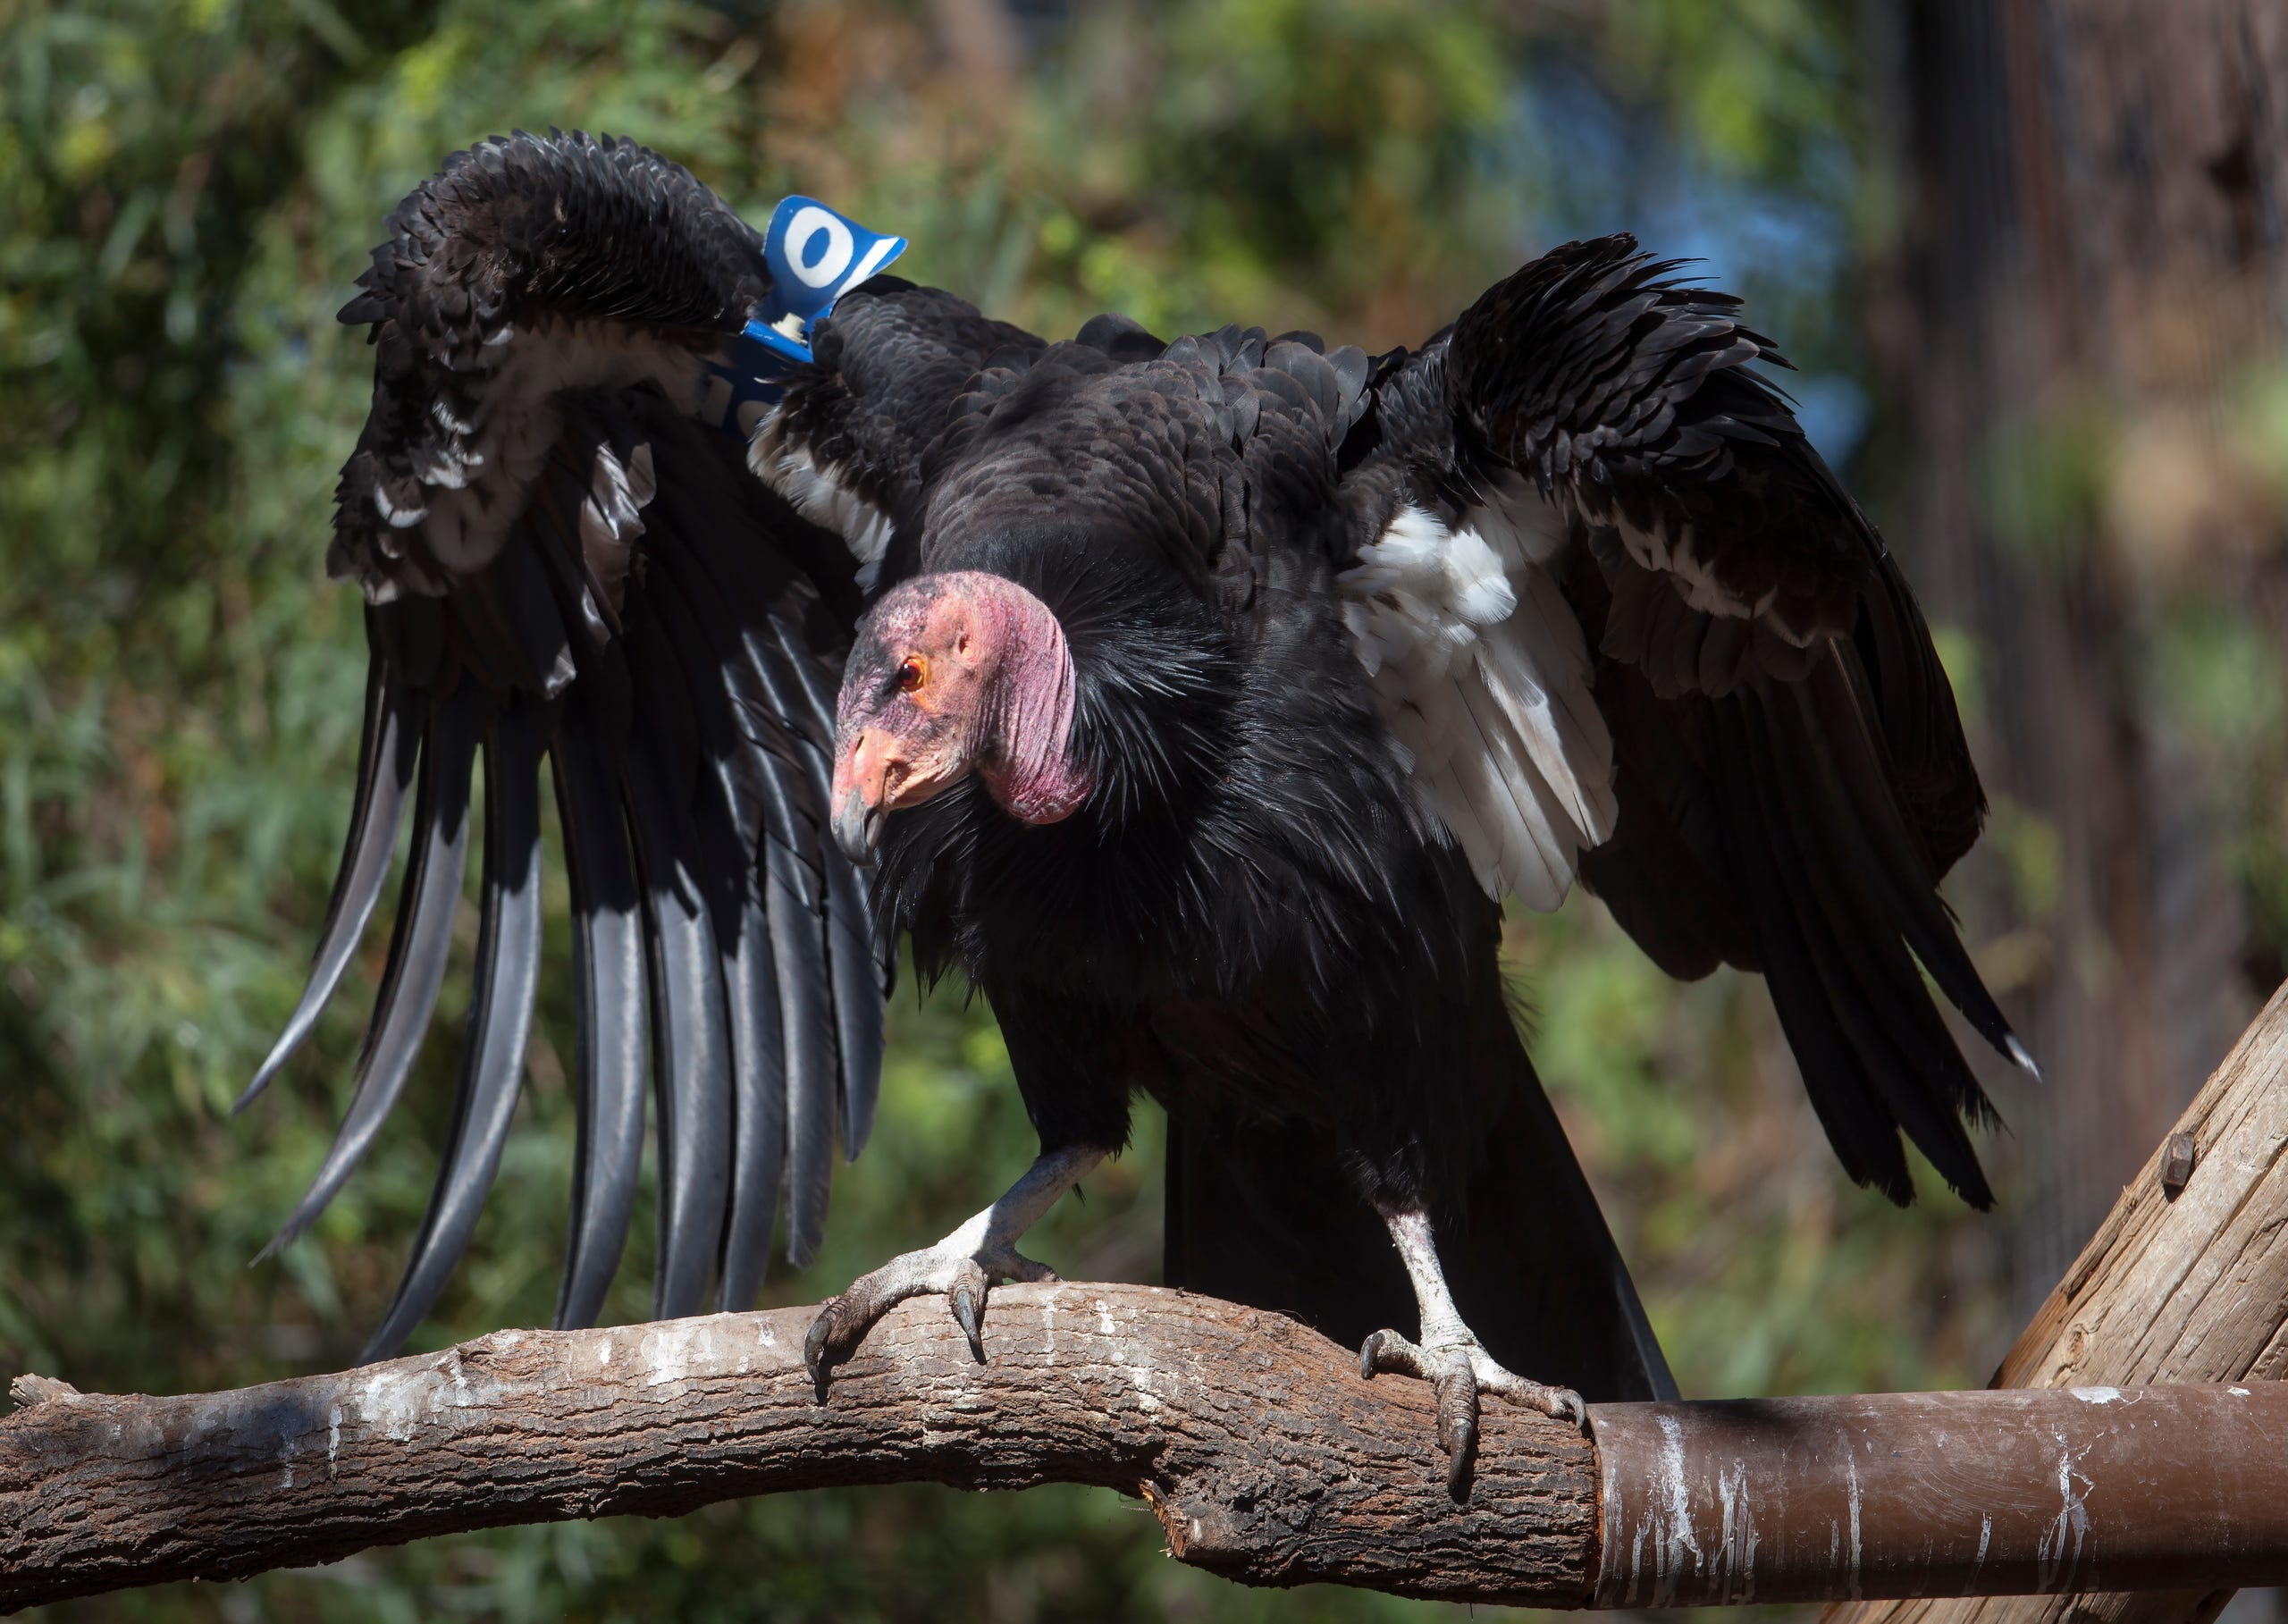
[1337,499,1616,910]
[748,409,897,568]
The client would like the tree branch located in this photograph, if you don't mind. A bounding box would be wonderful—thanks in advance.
[1823,979,2288,1624]
[2,1285,1601,1611]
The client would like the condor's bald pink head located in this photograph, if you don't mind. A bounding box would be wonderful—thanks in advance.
[830,571,1092,862]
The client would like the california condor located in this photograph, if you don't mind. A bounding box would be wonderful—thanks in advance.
[253,130,2031,1488]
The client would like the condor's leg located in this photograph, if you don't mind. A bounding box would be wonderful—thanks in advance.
[804,1144,1104,1389]
[1358,1207,1589,1492]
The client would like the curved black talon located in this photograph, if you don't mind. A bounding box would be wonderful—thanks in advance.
[1358,1329,1393,1381]
[805,1245,1059,1394]
[950,1259,988,1363]
[803,1309,831,1372]
[1433,1359,1479,1498]
[1427,1363,1482,1491]
[803,1304,839,1396]
[805,1280,907,1399]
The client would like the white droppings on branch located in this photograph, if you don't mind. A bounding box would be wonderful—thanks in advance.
[1638,1409,1700,1606]
[1716,1457,1760,1603]
[638,1319,719,1389]
[2036,1435,2095,1593]
[347,1350,506,1444]
[357,1365,439,1443]
[1844,1439,1864,1602]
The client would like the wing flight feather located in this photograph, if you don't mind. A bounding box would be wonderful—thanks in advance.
[1343,231,2031,1205]
[251,131,946,1356]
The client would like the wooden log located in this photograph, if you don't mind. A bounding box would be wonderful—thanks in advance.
[1821,980,2288,1624]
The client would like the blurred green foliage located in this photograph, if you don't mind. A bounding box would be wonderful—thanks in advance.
[0,0,2112,1618]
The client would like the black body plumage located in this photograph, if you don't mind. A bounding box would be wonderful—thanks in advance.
[266,134,2024,1394]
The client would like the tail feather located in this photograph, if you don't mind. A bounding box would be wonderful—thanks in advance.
[1451,1073,1677,1401]
[1165,1062,1676,1404]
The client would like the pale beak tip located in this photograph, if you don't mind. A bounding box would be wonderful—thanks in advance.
[832,786,882,867]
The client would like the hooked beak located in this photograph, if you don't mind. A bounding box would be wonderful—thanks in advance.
[833,784,884,867]
[831,728,891,866]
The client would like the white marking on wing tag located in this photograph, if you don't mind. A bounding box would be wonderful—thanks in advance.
[783,206,854,289]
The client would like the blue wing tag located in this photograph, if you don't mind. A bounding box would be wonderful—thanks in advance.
[698,197,908,439]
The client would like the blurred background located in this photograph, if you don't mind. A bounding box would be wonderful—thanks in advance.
[3,0,2284,1618]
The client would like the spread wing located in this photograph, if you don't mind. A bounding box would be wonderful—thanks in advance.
[249,130,1018,1358]
[1340,233,2031,1207]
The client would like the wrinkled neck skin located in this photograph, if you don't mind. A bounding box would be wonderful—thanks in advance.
[967,577,1091,824]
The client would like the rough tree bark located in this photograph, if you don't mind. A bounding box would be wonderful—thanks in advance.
[1824,978,2288,1624]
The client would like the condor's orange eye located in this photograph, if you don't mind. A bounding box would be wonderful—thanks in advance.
[896,657,927,694]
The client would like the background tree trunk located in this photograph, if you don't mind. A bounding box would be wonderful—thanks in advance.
[1863,0,2288,1318]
